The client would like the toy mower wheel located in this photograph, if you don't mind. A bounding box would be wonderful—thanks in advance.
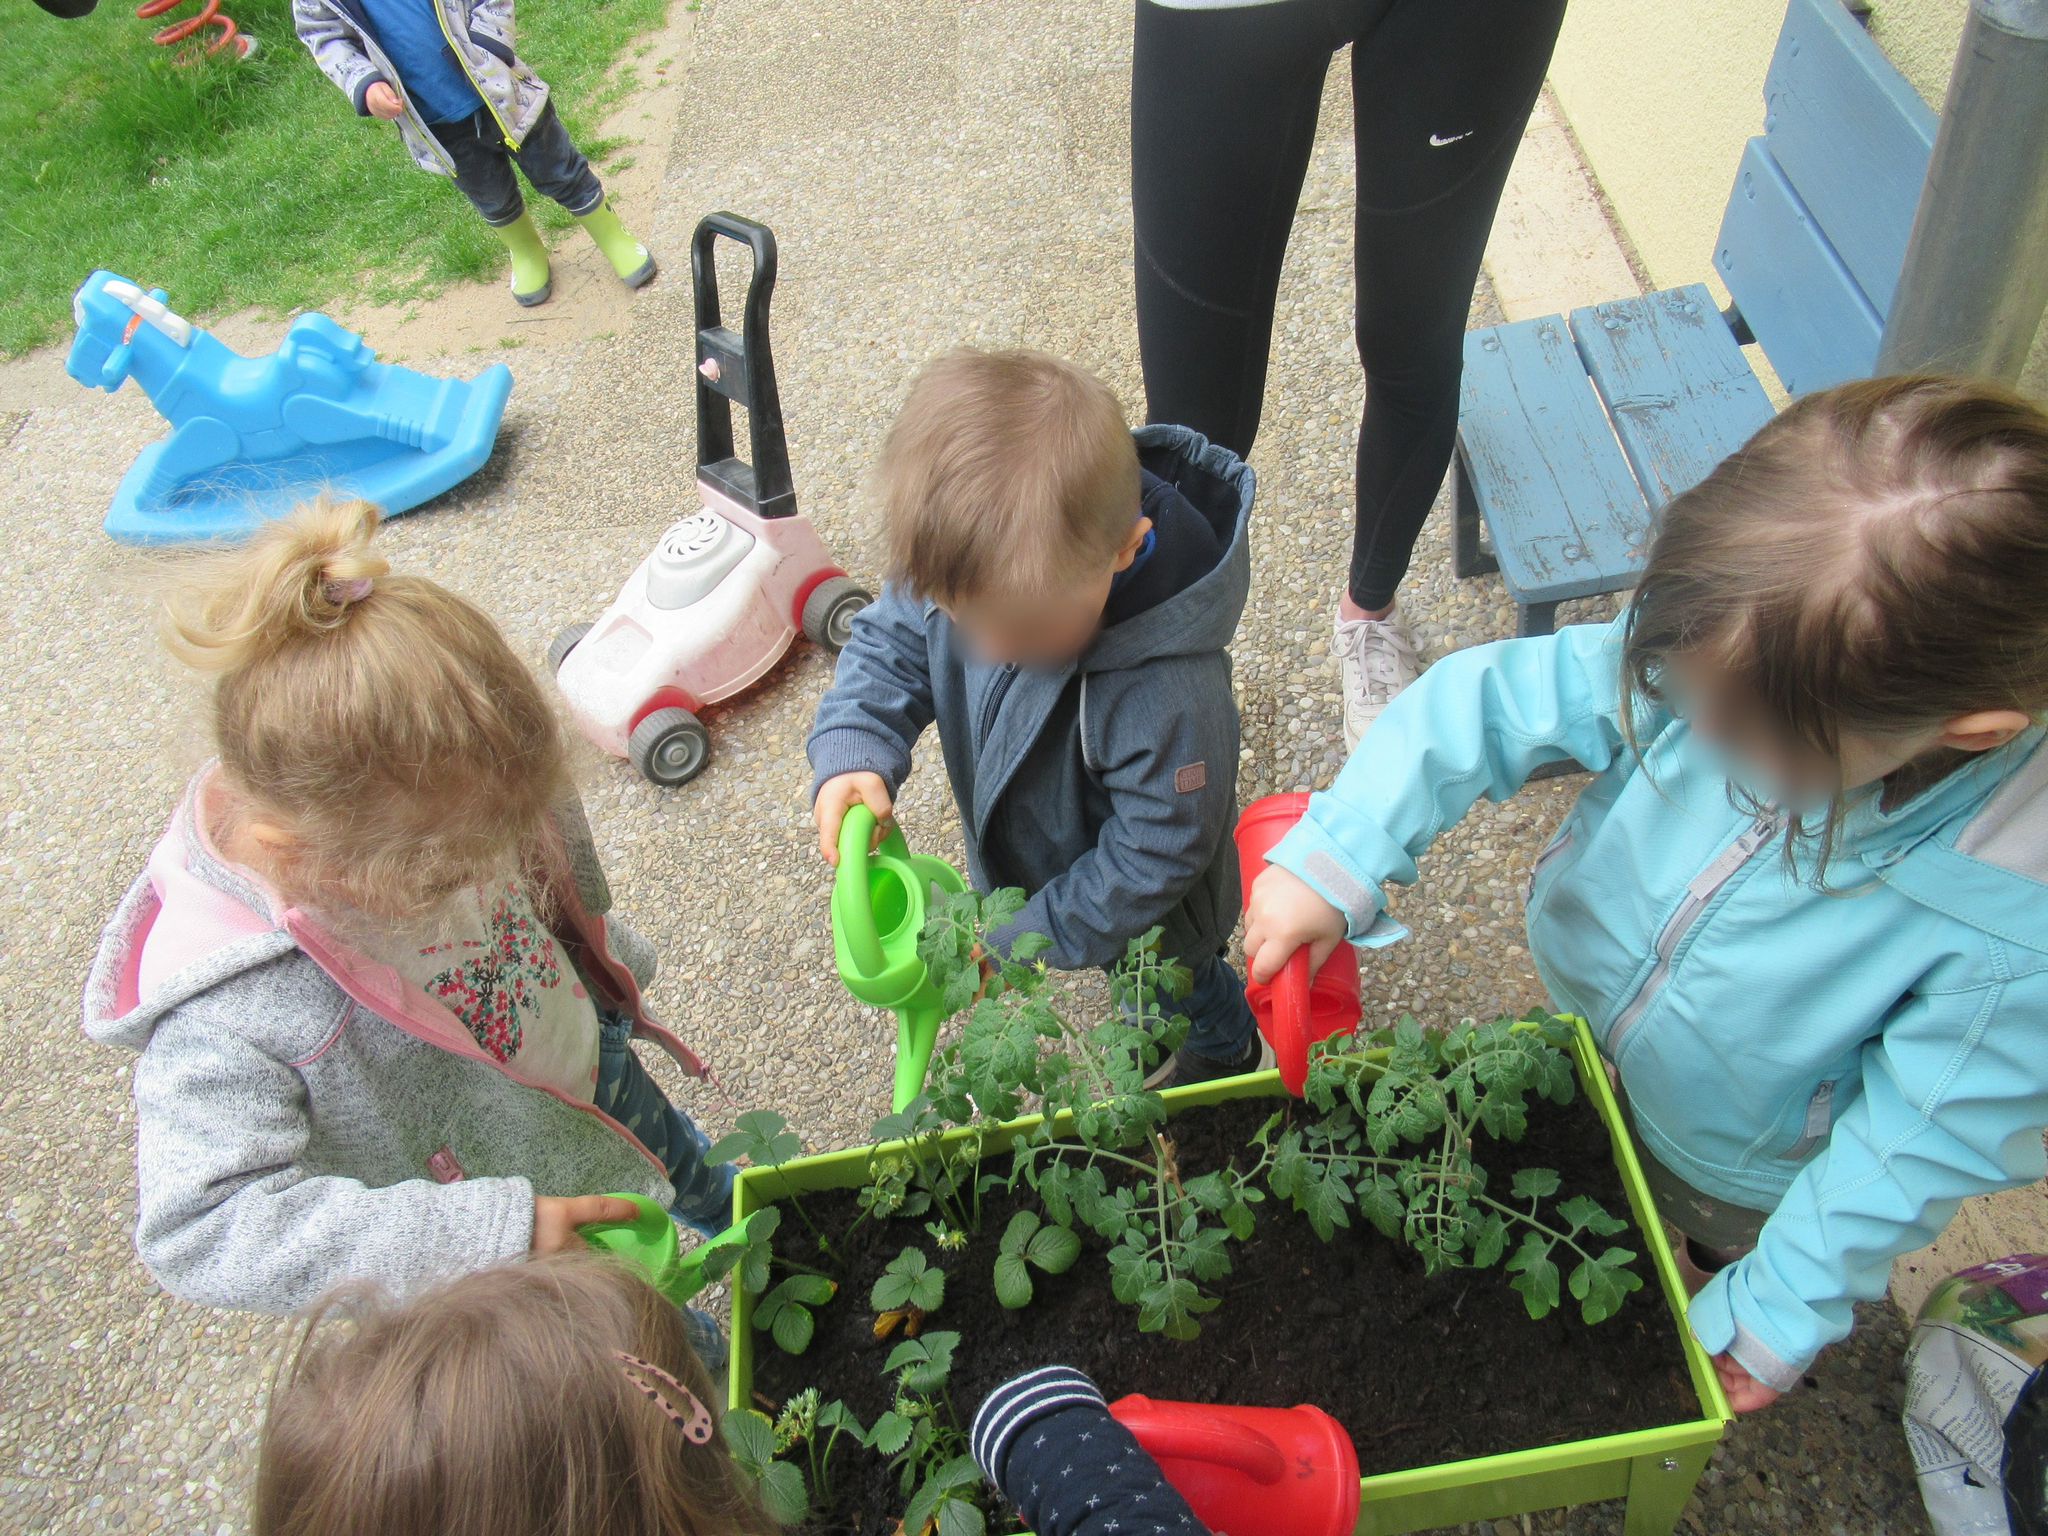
[547,621,593,675]
[802,577,871,653]
[628,707,712,787]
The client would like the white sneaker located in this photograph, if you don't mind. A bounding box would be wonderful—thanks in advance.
[1334,603,1423,749]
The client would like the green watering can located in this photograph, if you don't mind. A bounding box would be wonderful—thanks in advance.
[581,1194,760,1306]
[831,804,968,1111]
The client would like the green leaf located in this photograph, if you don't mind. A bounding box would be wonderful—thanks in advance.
[871,1249,944,1314]
[722,1407,777,1472]
[993,1251,1033,1309]
[1569,1248,1644,1324]
[1355,1172,1403,1240]
[1468,1210,1509,1268]
[1025,1221,1082,1275]
[885,1331,959,1394]
[867,1410,914,1456]
[1505,1232,1561,1321]
[999,1209,1040,1257]
[1510,1167,1562,1201]
[937,1498,987,1536]
[707,1109,804,1169]
[757,1461,809,1526]
[1222,1198,1257,1241]
[1556,1194,1630,1238]
[777,1274,837,1308]
[1299,1164,1355,1242]
[770,1301,814,1355]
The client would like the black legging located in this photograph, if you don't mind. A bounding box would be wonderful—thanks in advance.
[1132,0,1567,611]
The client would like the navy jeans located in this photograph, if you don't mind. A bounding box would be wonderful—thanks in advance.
[595,1013,734,1237]
[427,99,603,225]
[1175,952,1259,1063]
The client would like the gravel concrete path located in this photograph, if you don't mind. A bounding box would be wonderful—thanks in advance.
[0,1,1935,1531]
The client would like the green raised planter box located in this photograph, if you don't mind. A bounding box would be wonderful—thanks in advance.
[728,1019,1733,1535]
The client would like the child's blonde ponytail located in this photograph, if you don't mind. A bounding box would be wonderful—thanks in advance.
[161,500,570,922]
[163,499,392,674]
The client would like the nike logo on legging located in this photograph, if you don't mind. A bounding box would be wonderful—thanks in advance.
[1429,130,1474,147]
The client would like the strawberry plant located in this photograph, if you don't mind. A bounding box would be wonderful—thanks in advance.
[871,1247,946,1339]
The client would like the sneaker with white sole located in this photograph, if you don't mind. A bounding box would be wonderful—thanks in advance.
[1143,1034,1276,1092]
[1334,603,1423,749]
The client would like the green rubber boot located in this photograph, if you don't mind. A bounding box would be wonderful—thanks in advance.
[493,209,553,307]
[576,197,657,288]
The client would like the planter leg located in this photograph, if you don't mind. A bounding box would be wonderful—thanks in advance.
[1622,1444,1713,1536]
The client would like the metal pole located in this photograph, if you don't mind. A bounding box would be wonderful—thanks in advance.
[1876,0,2048,383]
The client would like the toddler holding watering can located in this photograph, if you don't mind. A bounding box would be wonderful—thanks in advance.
[82,501,731,1356]
[258,1253,1221,1536]
[1245,376,2048,1413]
[809,349,1266,1089]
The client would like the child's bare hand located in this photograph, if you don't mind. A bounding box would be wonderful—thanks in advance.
[1711,1351,1785,1413]
[815,772,893,864]
[1244,865,1347,984]
[531,1194,638,1255]
[365,82,406,120]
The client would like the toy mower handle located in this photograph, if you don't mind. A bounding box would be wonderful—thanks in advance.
[692,211,795,519]
[834,803,889,978]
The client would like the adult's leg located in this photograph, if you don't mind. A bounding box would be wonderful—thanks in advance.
[1345,0,1567,611]
[1131,0,1348,455]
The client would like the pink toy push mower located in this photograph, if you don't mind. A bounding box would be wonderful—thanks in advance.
[550,213,871,786]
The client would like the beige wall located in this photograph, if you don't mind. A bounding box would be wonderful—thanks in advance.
[1546,0,2048,398]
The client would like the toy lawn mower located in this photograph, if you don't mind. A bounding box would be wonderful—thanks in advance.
[550,213,870,787]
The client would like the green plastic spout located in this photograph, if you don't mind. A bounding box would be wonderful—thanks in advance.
[830,805,967,1110]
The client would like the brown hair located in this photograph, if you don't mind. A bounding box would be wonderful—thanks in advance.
[877,348,1141,603]
[162,499,570,922]
[255,1255,779,1536]
[1623,374,2048,870]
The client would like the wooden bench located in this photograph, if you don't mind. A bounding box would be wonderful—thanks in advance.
[1453,0,1938,637]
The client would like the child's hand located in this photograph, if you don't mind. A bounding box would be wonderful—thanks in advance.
[1244,865,1347,984]
[1712,1351,1785,1413]
[815,772,894,864]
[365,81,406,120]
[531,1194,639,1255]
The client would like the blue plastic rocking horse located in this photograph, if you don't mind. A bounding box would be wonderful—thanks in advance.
[67,271,513,545]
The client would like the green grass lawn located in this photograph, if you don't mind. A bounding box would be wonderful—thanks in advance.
[0,0,671,357]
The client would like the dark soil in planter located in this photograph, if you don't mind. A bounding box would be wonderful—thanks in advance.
[750,1092,1700,1536]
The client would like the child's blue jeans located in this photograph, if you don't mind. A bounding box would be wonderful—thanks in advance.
[1177,952,1260,1063]
[596,1013,734,1371]
[595,1013,735,1236]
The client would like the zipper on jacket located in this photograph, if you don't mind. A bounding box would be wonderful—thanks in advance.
[978,664,1019,748]
[1781,1080,1836,1161]
[431,1,521,149]
[1525,825,1575,902]
[1607,810,1782,1059]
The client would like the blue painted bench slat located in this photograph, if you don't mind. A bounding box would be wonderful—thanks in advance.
[1715,136,1885,395]
[1568,284,1778,509]
[1760,0,1936,318]
[1454,316,1651,627]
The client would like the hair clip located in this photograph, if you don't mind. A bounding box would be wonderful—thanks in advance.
[615,1350,714,1444]
[322,576,374,605]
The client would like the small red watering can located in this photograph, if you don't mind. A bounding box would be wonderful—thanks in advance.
[1235,794,1362,1095]
[1109,1394,1361,1536]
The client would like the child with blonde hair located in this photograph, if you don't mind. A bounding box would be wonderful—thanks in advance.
[255,1255,778,1536]
[84,501,731,1356]
[1247,376,2048,1412]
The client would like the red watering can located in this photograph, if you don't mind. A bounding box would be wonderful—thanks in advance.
[1235,794,1362,1095]
[1109,1394,1361,1536]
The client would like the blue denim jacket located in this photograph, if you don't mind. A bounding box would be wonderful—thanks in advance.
[808,425,1253,974]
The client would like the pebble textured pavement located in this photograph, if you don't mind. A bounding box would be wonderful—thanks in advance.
[0,1,1934,1531]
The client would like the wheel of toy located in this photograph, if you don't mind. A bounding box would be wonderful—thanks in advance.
[547,622,593,675]
[801,577,872,653]
[628,707,712,787]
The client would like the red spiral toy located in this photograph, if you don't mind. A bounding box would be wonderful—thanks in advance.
[135,0,256,59]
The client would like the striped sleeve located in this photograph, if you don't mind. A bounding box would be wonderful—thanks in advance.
[971,1367,1211,1536]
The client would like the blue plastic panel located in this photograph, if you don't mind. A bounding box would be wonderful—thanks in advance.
[1760,0,1935,318]
[1569,285,1776,510]
[1714,136,1884,394]
[1458,317,1653,605]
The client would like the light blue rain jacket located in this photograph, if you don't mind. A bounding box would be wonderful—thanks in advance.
[1270,617,2048,1391]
